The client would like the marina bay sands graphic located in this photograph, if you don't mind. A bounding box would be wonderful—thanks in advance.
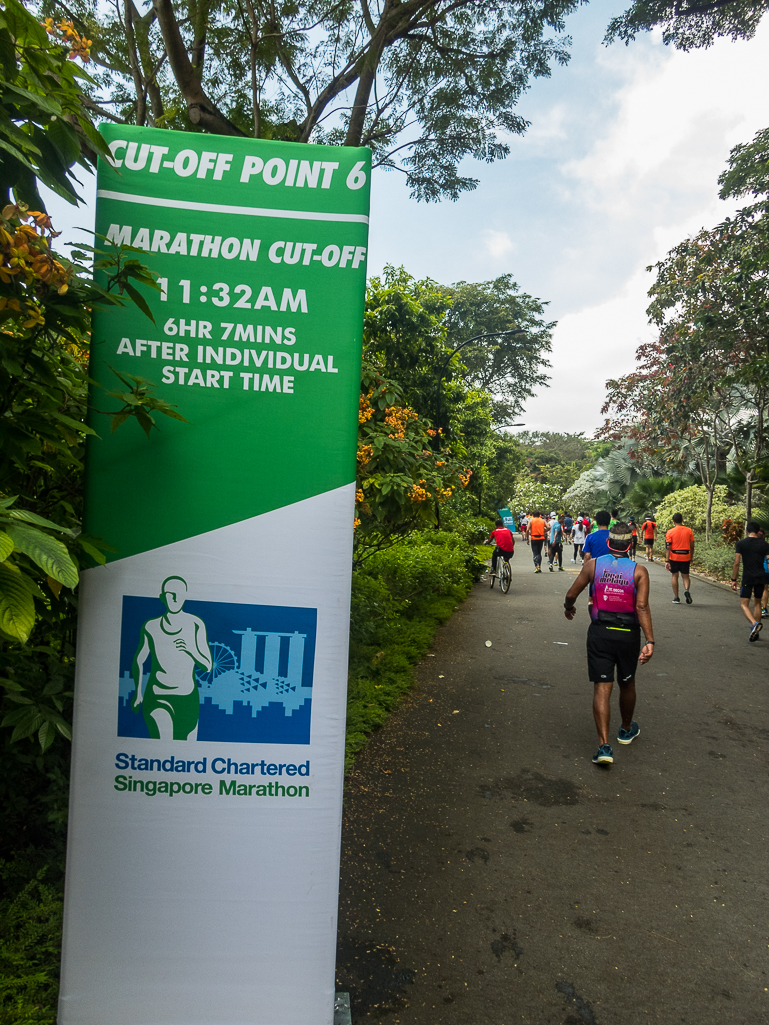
[117,577,316,744]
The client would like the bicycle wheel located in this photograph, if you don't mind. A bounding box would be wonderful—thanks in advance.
[500,559,511,594]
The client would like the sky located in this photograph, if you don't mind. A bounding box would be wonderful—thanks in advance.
[44,1,769,437]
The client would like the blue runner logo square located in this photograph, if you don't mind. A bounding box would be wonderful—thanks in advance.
[117,580,316,744]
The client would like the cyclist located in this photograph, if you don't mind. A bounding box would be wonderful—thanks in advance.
[487,518,515,577]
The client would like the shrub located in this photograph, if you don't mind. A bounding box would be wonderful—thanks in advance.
[346,529,477,766]
[690,532,736,581]
[0,860,63,1025]
[655,485,743,534]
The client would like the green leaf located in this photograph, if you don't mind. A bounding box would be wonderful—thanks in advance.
[110,410,131,433]
[0,530,13,561]
[0,676,25,692]
[52,411,97,435]
[39,719,56,751]
[11,710,44,743]
[123,281,156,323]
[135,407,156,438]
[5,522,80,588]
[55,717,72,741]
[0,562,36,642]
[8,507,74,533]
[79,539,107,565]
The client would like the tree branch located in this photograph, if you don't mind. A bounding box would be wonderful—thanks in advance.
[152,0,245,135]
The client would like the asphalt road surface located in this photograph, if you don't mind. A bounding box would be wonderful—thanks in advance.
[336,540,769,1025]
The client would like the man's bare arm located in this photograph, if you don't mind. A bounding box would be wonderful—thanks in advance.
[731,553,741,591]
[563,562,595,620]
[634,565,654,663]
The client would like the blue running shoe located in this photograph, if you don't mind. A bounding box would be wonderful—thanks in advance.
[617,721,640,745]
[749,621,763,642]
[592,744,613,764]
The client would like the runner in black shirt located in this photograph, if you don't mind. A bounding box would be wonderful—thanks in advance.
[731,521,769,642]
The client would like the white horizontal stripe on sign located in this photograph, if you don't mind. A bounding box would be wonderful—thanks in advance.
[97,190,369,224]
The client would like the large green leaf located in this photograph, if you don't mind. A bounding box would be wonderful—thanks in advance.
[0,561,36,642]
[0,530,13,561]
[7,506,74,533]
[5,522,79,588]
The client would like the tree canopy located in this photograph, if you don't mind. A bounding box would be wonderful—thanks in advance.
[605,0,769,51]
[600,127,769,526]
[42,0,582,200]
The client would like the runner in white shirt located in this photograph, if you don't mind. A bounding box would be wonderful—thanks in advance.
[572,519,587,563]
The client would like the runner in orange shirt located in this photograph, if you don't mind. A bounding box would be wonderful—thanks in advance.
[528,510,547,573]
[642,514,657,562]
[665,513,695,605]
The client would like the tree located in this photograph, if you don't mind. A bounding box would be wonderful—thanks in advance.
[605,0,768,51]
[511,470,563,514]
[1,2,183,752]
[354,361,471,557]
[49,0,582,200]
[441,275,553,426]
[1,0,109,207]
[602,127,769,528]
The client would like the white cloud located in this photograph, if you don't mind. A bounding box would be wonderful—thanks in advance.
[517,22,769,435]
[482,228,515,259]
[520,267,656,434]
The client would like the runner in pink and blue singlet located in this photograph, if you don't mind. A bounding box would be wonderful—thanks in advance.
[590,554,638,627]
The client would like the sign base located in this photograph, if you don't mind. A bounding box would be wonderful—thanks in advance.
[334,993,352,1025]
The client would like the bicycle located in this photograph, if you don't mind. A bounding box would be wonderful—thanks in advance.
[488,552,512,594]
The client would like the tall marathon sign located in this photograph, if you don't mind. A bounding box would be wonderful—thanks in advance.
[59,126,370,1025]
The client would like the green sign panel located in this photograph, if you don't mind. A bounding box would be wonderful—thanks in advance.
[85,125,370,560]
[498,506,517,532]
[60,127,370,1025]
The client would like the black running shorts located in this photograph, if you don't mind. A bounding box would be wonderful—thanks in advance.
[667,560,690,574]
[741,578,764,600]
[586,622,641,684]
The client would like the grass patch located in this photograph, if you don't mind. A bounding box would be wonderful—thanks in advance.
[346,528,485,767]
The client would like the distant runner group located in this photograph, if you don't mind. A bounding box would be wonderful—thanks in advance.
[508,504,767,767]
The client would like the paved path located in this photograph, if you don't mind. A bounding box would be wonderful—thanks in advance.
[336,542,769,1025]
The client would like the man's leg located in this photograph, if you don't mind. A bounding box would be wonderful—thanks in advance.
[491,548,498,573]
[592,681,613,745]
[618,678,637,731]
[556,544,563,569]
[670,567,679,600]
[740,596,758,625]
[532,540,542,567]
